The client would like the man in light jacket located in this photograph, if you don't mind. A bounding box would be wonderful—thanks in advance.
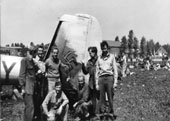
[42,82,69,121]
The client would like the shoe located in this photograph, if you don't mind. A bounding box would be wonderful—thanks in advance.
[93,114,100,120]
[95,113,101,118]
[75,117,80,121]
[89,113,96,118]
[112,115,117,120]
[85,113,90,118]
[109,109,114,114]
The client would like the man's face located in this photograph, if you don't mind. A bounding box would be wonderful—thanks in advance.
[55,85,61,93]
[28,49,36,59]
[78,76,85,87]
[52,49,59,60]
[102,45,108,55]
[89,50,95,58]
[37,48,43,58]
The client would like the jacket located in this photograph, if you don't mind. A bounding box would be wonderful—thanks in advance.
[19,57,37,95]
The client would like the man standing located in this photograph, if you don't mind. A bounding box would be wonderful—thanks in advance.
[121,52,127,77]
[42,82,69,121]
[33,45,46,74]
[95,41,118,115]
[82,46,98,116]
[33,45,46,121]
[45,47,61,92]
[19,46,38,121]
[35,45,44,61]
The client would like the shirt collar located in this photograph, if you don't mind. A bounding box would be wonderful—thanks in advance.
[101,53,110,60]
[89,55,98,64]
[51,56,59,63]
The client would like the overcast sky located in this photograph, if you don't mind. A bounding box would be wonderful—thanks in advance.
[1,0,170,46]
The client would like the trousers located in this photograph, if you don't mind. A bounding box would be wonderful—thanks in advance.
[47,104,69,121]
[96,75,114,114]
[24,94,34,121]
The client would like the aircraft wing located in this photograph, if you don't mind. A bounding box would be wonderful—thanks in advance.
[0,54,23,85]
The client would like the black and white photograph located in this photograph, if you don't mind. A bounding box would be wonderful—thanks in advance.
[1,0,170,121]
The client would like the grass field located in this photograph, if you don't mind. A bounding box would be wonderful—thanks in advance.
[114,69,170,121]
[1,68,170,121]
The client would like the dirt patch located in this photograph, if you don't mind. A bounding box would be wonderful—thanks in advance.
[1,100,24,121]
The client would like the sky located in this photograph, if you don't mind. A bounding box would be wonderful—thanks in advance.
[1,0,170,46]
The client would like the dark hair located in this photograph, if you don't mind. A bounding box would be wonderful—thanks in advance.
[100,41,109,50]
[52,46,59,52]
[29,50,37,56]
[28,46,37,56]
[88,46,98,54]
[38,45,44,50]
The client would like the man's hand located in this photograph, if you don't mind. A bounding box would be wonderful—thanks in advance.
[47,112,50,117]
[83,102,89,106]
[20,87,25,96]
[73,102,78,108]
[81,60,85,64]
[113,82,118,88]
[45,73,47,77]
[36,70,42,75]
[57,106,63,115]
[96,84,99,90]
[47,112,55,121]
[66,76,71,82]
[61,63,70,71]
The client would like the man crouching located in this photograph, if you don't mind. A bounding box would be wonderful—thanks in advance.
[42,82,69,121]
[73,75,91,121]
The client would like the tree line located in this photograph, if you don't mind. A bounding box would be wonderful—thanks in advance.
[5,30,170,58]
[115,30,170,58]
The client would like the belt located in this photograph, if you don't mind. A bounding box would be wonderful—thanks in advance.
[99,74,113,77]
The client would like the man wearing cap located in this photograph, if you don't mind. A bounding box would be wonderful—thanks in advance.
[42,82,69,121]
[19,46,38,121]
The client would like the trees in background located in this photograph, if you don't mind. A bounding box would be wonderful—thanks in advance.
[154,42,161,52]
[163,44,170,57]
[133,37,139,58]
[120,36,128,54]
[4,31,170,58]
[147,39,155,56]
[115,36,120,42]
[140,37,147,57]
[4,42,48,57]
[120,30,170,58]
[128,30,135,60]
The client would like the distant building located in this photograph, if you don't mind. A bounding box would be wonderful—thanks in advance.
[155,46,168,57]
[104,40,121,56]
[0,46,27,56]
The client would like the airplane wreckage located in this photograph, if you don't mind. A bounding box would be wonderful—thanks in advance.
[1,13,121,121]
[1,13,102,100]
[1,13,102,84]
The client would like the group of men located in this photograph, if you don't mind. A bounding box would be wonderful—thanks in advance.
[19,40,119,121]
